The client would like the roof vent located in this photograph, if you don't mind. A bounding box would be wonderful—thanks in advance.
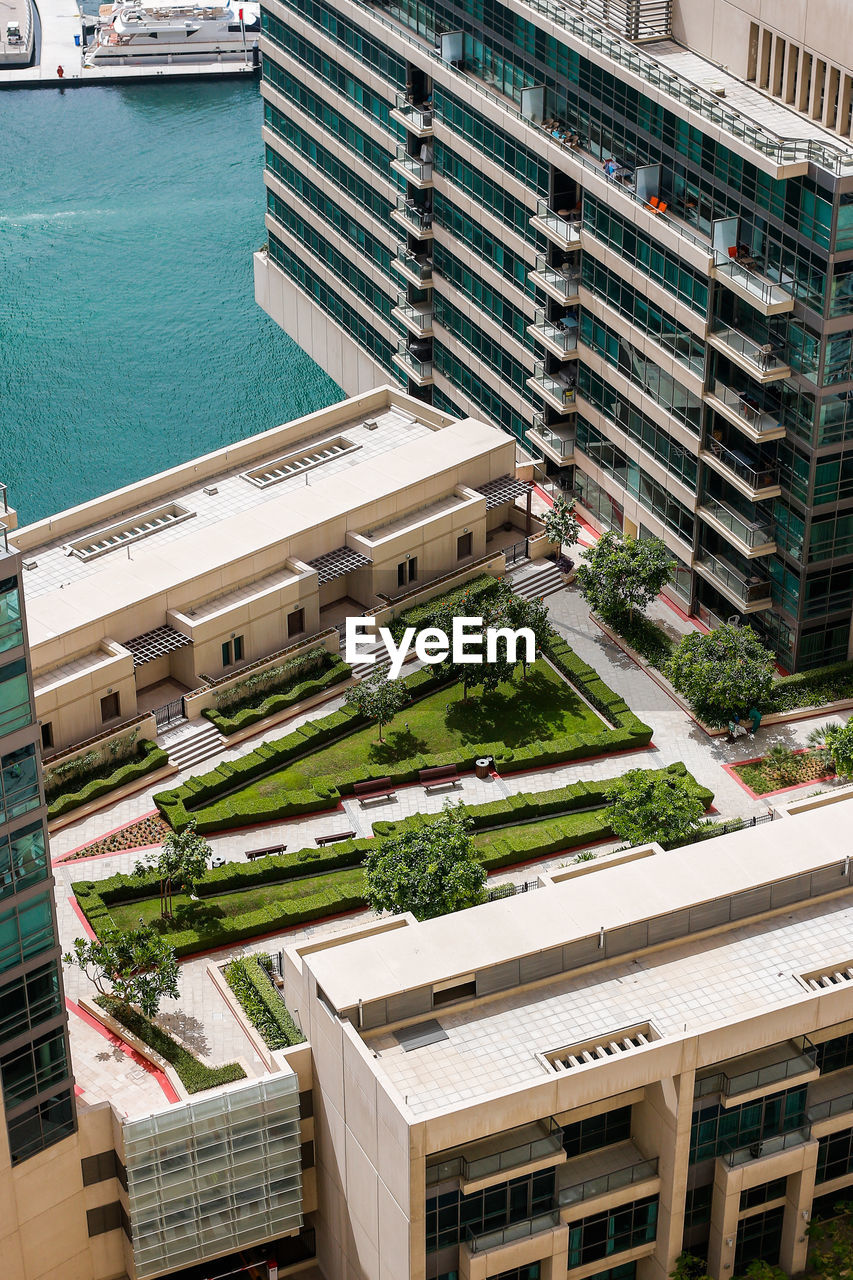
[801,962,853,991]
[711,84,727,97]
[364,418,380,431]
[540,1021,660,1073]
[23,560,37,570]
[203,485,218,496]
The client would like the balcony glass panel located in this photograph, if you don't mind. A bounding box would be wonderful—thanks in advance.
[696,1039,817,1100]
[694,552,771,605]
[533,253,580,299]
[711,326,788,376]
[0,576,23,654]
[394,145,433,183]
[711,381,783,434]
[558,1159,659,1207]
[396,297,433,331]
[700,496,774,548]
[531,309,578,353]
[533,199,581,246]
[532,419,575,458]
[395,195,432,231]
[396,246,432,282]
[532,362,576,408]
[714,255,793,309]
[704,439,778,491]
[466,1209,560,1253]
[726,1125,811,1167]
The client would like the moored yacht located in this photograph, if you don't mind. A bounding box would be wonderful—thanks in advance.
[83,0,259,65]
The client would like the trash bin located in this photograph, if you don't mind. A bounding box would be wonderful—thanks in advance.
[475,756,492,780]
[74,33,81,45]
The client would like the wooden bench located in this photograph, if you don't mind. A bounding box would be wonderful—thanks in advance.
[353,777,396,806]
[315,830,357,846]
[245,844,287,861]
[419,765,461,794]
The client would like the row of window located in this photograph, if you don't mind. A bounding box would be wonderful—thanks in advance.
[689,1085,807,1164]
[268,234,394,374]
[575,417,695,546]
[267,186,392,279]
[434,242,531,348]
[426,1168,554,1252]
[264,102,392,190]
[261,31,397,134]
[0,576,23,654]
[580,256,705,378]
[433,84,549,195]
[262,71,395,181]
[434,141,537,243]
[0,892,56,976]
[433,191,536,297]
[0,959,62,1043]
[580,313,703,434]
[1,745,40,827]
[567,1196,658,1269]
[433,346,527,440]
[7,1087,75,1165]
[263,1,407,89]
[817,1126,853,1185]
[434,296,530,395]
[0,821,47,903]
[1,1024,69,1110]
[0,657,31,737]
[577,366,698,488]
[265,142,392,235]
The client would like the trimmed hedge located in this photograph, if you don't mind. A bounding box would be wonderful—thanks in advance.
[768,659,853,713]
[224,953,305,1049]
[95,995,246,1092]
[47,740,169,820]
[203,655,351,735]
[386,572,501,641]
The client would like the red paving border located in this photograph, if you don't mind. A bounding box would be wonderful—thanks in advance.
[722,750,834,801]
[68,894,97,940]
[54,809,162,863]
[66,998,179,1104]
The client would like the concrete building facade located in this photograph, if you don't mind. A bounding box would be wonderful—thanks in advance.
[254,0,853,672]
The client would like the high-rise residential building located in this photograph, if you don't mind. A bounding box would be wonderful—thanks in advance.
[254,0,853,672]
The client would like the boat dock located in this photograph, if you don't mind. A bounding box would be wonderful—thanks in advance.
[0,0,259,85]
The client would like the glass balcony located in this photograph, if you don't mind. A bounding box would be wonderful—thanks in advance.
[528,361,577,412]
[529,415,575,464]
[395,246,432,285]
[698,495,775,551]
[530,253,580,303]
[725,1125,811,1168]
[702,438,780,495]
[393,195,433,236]
[392,144,433,187]
[558,1158,659,1207]
[390,92,433,136]
[528,308,578,357]
[707,380,785,438]
[394,295,433,334]
[695,1038,817,1100]
[466,1209,561,1254]
[530,199,582,249]
[708,325,791,382]
[427,1119,565,1187]
[713,253,794,315]
[393,340,433,384]
[694,550,772,608]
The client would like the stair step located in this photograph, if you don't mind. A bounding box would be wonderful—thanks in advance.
[167,723,227,772]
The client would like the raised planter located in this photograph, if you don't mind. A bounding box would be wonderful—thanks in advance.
[48,759,178,834]
[78,994,188,1100]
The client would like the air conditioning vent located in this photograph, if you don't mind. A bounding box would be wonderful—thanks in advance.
[203,485,218,496]
[541,1021,660,1073]
[23,560,37,570]
[801,962,853,990]
[363,418,380,431]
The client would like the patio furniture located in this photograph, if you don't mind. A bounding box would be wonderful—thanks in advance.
[245,844,287,861]
[316,830,357,846]
[420,765,461,794]
[354,778,396,805]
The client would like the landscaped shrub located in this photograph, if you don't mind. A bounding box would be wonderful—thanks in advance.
[203,655,351,735]
[600,613,675,668]
[224,954,304,1049]
[48,741,169,819]
[386,573,501,641]
[768,660,853,713]
[95,995,246,1092]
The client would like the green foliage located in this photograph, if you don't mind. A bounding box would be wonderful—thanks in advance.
[670,1253,711,1280]
[605,768,706,848]
[807,1199,853,1280]
[212,645,330,710]
[96,995,245,1093]
[224,954,305,1049]
[366,803,486,920]
[344,667,410,741]
[577,532,673,622]
[63,927,180,1018]
[47,740,168,819]
[44,726,141,797]
[665,624,776,726]
[768,659,853,713]
[204,656,350,734]
[807,720,853,778]
[544,495,580,550]
[603,612,675,668]
[134,820,211,918]
[386,573,501,642]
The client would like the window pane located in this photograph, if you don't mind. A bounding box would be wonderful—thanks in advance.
[0,578,23,655]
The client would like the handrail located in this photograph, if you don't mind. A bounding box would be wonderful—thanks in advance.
[558,1157,659,1205]
[725,1124,811,1167]
[466,1208,561,1253]
[703,438,778,491]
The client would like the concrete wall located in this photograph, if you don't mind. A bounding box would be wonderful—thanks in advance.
[34,641,137,753]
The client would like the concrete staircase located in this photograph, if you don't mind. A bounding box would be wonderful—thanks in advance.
[350,643,392,681]
[509,560,566,602]
[165,721,227,774]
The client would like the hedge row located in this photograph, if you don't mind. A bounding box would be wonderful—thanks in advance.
[224,954,305,1049]
[542,634,653,739]
[203,656,351,736]
[386,572,501,641]
[95,995,246,1092]
[48,741,169,820]
[768,659,853,713]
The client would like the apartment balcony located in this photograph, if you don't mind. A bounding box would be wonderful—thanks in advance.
[700,438,781,501]
[557,1142,659,1214]
[426,1119,566,1193]
[465,1209,562,1255]
[390,93,433,137]
[394,245,432,289]
[708,325,791,384]
[697,495,776,558]
[391,145,433,189]
[808,1066,853,1130]
[393,295,433,337]
[530,199,582,251]
[391,196,433,239]
[527,361,577,413]
[393,341,433,386]
[693,550,772,612]
[705,380,786,443]
[530,253,580,304]
[725,1125,812,1168]
[528,309,579,359]
[695,1038,818,1104]
[712,253,794,316]
[527,415,575,467]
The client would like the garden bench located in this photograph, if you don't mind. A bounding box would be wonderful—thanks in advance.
[420,765,461,794]
[315,830,356,846]
[245,844,287,861]
[353,778,396,806]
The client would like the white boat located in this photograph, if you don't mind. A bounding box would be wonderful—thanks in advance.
[83,0,259,65]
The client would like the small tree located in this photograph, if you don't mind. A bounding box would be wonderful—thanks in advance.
[670,1255,711,1280]
[64,928,179,1019]
[344,666,409,741]
[665,624,775,727]
[544,494,580,553]
[807,720,853,778]
[807,1200,853,1280]
[134,819,211,919]
[576,532,673,622]
[605,769,705,848]
[365,803,486,920]
[505,591,552,678]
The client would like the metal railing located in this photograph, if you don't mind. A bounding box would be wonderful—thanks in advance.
[530,309,578,354]
[395,340,433,379]
[394,144,433,183]
[0,482,7,513]
[694,551,771,605]
[392,91,433,131]
[533,199,582,246]
[710,325,788,376]
[395,194,432,231]
[395,294,433,331]
[710,380,783,435]
[487,879,541,902]
[695,1038,816,1101]
[530,415,576,457]
[699,495,774,548]
[809,1092,853,1122]
[532,253,580,299]
[466,1209,561,1254]
[396,245,432,281]
[713,254,793,309]
[427,1119,563,1186]
[0,523,7,555]
[704,438,778,491]
[558,1157,659,1206]
[505,537,530,564]
[532,361,576,408]
[725,1125,812,1168]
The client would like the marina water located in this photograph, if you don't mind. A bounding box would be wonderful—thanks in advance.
[0,79,341,524]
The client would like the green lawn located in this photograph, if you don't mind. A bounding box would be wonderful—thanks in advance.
[244,661,602,796]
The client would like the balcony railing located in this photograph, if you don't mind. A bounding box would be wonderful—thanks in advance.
[395,340,432,380]
[704,438,779,492]
[713,253,793,311]
[0,523,7,555]
[532,253,580,300]
[694,551,771,606]
[725,1125,812,1168]
[695,1038,817,1101]
[395,195,432,232]
[395,295,433,332]
[393,144,433,184]
[532,198,582,247]
[396,245,432,282]
[530,308,578,353]
[531,361,576,409]
[427,1119,564,1187]
[809,1092,853,1123]
[710,325,790,378]
[530,415,575,458]
[710,380,783,435]
[558,1158,659,1207]
[392,92,433,133]
[699,495,774,549]
[466,1209,561,1254]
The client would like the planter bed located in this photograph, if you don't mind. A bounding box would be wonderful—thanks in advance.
[47,741,170,820]
[729,749,834,798]
[223,954,304,1049]
[94,995,246,1093]
[203,654,351,736]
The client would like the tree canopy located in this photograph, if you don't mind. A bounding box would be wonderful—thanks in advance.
[344,667,409,741]
[134,819,211,919]
[364,803,486,920]
[807,720,853,779]
[665,624,775,726]
[605,769,705,848]
[544,495,580,551]
[576,532,673,622]
[64,927,179,1019]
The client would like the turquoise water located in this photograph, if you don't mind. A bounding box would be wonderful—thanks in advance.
[0,80,342,525]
